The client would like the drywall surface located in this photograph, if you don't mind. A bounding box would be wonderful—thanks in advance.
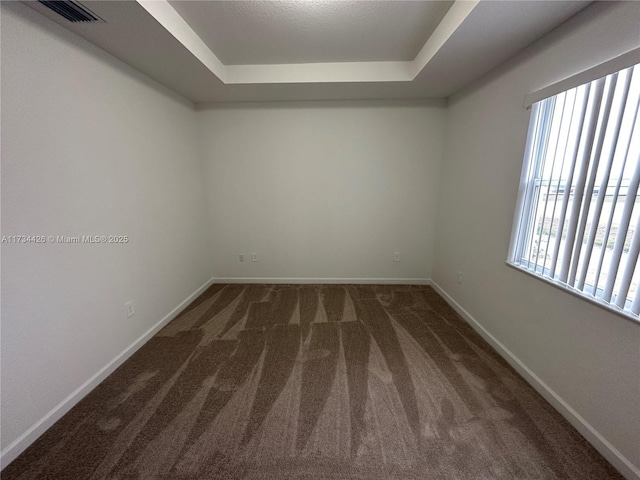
[198,100,445,281]
[434,1,640,474]
[0,2,210,457]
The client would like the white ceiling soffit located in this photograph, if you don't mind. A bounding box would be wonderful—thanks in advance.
[137,0,474,84]
[22,0,594,103]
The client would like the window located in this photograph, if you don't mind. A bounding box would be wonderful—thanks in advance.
[509,61,640,320]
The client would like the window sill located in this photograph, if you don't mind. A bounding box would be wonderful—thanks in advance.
[505,261,640,326]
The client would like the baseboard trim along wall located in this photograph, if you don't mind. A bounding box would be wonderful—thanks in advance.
[0,277,216,470]
[430,281,640,480]
[212,277,432,285]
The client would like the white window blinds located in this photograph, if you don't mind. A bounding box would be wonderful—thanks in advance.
[509,62,640,320]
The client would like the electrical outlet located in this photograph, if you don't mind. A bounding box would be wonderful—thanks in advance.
[125,301,135,318]
[394,252,400,262]
[456,271,463,285]
[239,254,245,262]
[252,252,258,262]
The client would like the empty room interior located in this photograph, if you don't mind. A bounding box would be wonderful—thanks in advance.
[1,0,640,479]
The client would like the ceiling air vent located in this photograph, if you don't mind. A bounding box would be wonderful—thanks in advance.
[37,1,104,23]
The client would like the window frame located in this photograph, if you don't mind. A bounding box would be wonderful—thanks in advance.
[507,49,640,325]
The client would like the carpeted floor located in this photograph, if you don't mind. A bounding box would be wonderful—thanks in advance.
[3,284,622,479]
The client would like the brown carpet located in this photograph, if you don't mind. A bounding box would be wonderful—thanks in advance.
[3,284,622,479]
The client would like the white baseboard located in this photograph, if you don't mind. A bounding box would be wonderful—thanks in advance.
[0,277,216,470]
[430,281,640,480]
[212,277,431,285]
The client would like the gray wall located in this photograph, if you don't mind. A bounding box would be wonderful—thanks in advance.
[433,2,640,475]
[1,2,211,462]
[198,101,445,282]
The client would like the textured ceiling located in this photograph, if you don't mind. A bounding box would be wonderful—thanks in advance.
[20,0,600,103]
[168,1,454,65]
